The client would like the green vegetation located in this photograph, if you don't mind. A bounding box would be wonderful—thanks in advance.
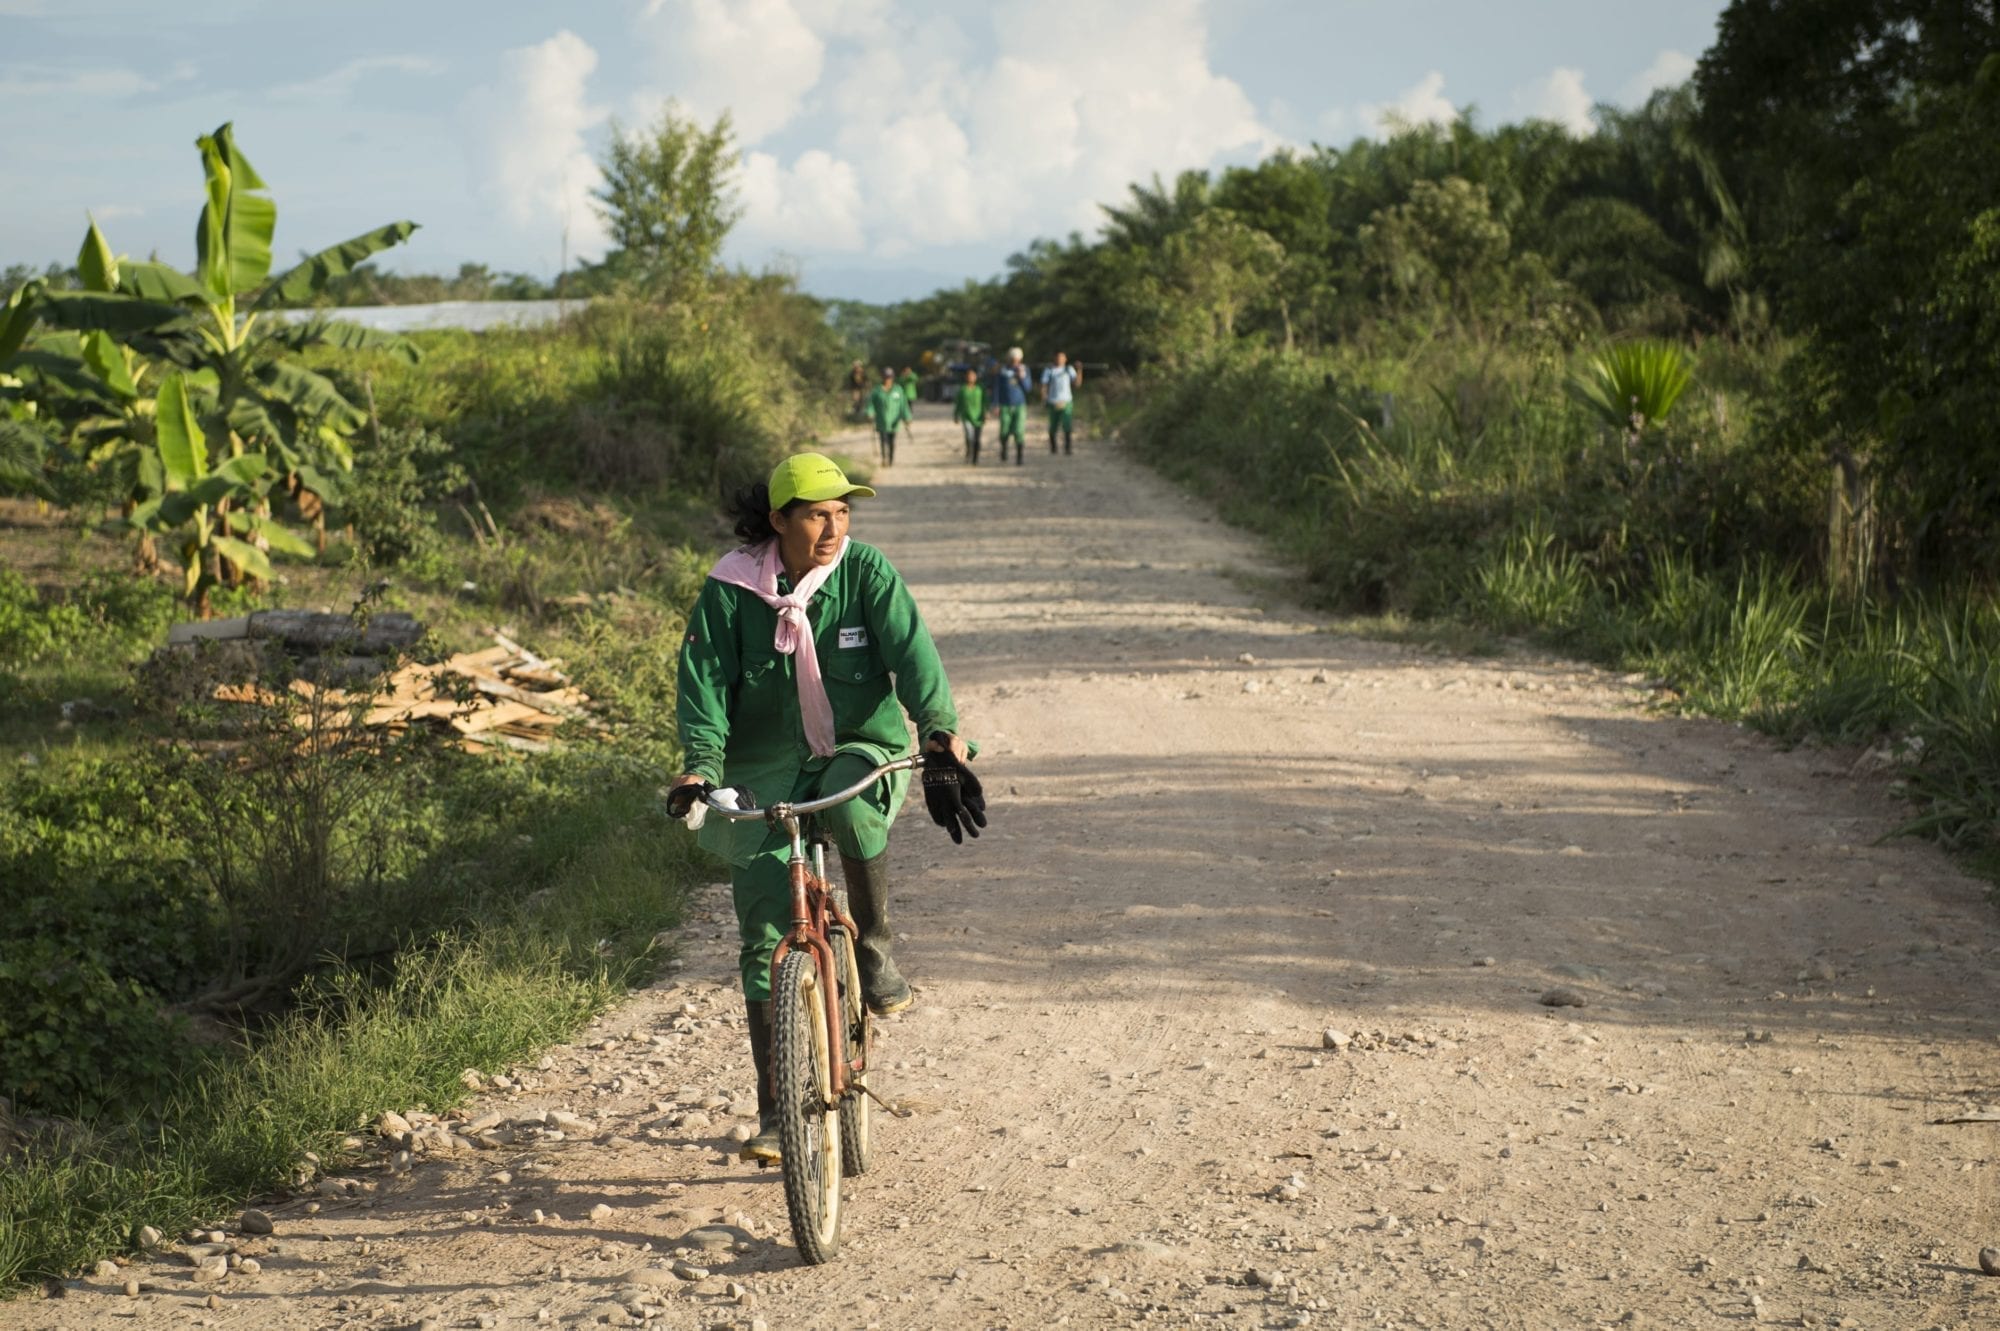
[878,1,1998,869]
[1,105,845,1291]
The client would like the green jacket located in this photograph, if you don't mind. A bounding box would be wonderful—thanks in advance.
[953,382,986,423]
[898,372,921,405]
[677,540,961,865]
[868,384,911,430]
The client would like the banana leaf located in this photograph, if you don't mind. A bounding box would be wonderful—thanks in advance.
[1,279,44,363]
[7,348,117,403]
[155,372,207,485]
[77,219,119,294]
[252,360,367,433]
[264,315,422,364]
[119,261,212,307]
[235,510,316,558]
[210,534,274,581]
[256,221,419,310]
[36,290,188,335]
[80,330,138,400]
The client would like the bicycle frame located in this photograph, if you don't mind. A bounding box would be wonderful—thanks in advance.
[691,753,925,1104]
[767,814,860,1098]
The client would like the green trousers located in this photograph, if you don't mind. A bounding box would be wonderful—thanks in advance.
[996,404,1026,452]
[1046,402,1074,449]
[729,751,897,1000]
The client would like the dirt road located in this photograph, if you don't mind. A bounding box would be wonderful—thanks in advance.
[27,407,2000,1329]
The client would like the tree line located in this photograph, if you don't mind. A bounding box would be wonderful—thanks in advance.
[869,0,2000,585]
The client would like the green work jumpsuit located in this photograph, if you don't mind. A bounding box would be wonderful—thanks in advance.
[677,540,964,1000]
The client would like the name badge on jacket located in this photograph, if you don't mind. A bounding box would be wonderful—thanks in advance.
[838,626,869,649]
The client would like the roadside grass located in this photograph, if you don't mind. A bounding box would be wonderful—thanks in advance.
[0,778,701,1289]
[1117,344,2000,872]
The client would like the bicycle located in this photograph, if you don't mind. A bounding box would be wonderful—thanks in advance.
[683,753,924,1263]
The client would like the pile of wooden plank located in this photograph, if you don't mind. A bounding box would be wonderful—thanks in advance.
[216,632,602,754]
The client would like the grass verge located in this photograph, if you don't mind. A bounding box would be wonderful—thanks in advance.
[1113,347,2000,872]
[0,776,703,1292]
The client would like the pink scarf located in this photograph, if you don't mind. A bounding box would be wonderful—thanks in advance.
[706,536,847,757]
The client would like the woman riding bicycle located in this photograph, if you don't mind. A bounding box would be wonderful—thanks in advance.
[668,452,979,1162]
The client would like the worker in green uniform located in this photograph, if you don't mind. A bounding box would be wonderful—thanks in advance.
[952,366,987,464]
[667,452,984,1163]
[866,367,912,465]
[898,365,922,413]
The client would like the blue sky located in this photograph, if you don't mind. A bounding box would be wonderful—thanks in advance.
[0,1,1729,302]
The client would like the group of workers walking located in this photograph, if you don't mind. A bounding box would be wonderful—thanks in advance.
[848,348,1082,468]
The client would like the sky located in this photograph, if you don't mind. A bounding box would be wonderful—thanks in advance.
[0,1,1730,303]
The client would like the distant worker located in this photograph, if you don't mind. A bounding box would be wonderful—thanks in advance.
[867,366,912,466]
[846,359,867,419]
[898,365,921,411]
[953,366,988,465]
[1040,350,1081,455]
[991,347,1031,466]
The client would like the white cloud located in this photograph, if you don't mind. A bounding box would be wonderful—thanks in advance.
[1623,48,1697,103]
[469,2,1278,267]
[462,30,608,258]
[634,0,827,144]
[268,55,444,104]
[1368,70,1460,134]
[763,0,1276,257]
[1320,70,1461,142]
[1513,66,1595,135]
[737,148,865,251]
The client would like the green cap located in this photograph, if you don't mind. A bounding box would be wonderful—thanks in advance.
[768,452,876,509]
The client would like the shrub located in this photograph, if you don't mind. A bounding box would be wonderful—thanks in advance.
[1569,339,1694,435]
[337,424,468,565]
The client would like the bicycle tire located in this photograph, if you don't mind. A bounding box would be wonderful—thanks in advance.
[772,949,843,1263]
[831,928,872,1177]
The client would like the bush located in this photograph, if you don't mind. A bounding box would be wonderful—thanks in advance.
[337,424,468,565]
[0,568,173,668]
[0,753,212,1116]
[0,740,707,1289]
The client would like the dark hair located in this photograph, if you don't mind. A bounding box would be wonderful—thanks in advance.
[726,482,807,544]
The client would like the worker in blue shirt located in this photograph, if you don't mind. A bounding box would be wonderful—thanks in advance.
[990,347,1031,466]
[1040,350,1081,455]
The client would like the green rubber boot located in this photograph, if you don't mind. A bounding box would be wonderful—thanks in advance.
[841,852,913,1015]
[741,999,781,1164]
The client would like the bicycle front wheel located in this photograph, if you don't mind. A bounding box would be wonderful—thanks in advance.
[773,949,843,1263]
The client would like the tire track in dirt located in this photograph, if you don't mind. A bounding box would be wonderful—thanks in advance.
[17,405,2000,1330]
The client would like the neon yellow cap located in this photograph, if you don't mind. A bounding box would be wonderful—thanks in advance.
[768,452,876,508]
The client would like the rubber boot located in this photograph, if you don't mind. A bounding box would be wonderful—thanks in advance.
[741,1000,781,1163]
[841,852,913,1014]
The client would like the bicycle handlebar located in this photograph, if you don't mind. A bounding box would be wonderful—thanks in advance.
[692,753,926,825]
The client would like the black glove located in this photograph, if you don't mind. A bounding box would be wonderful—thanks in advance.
[665,780,713,820]
[921,735,986,844]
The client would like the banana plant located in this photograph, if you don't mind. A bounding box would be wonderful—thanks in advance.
[15,123,420,599]
[127,370,313,612]
[125,125,420,534]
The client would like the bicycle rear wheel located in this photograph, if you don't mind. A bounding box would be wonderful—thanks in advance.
[772,949,843,1263]
[831,927,872,1177]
